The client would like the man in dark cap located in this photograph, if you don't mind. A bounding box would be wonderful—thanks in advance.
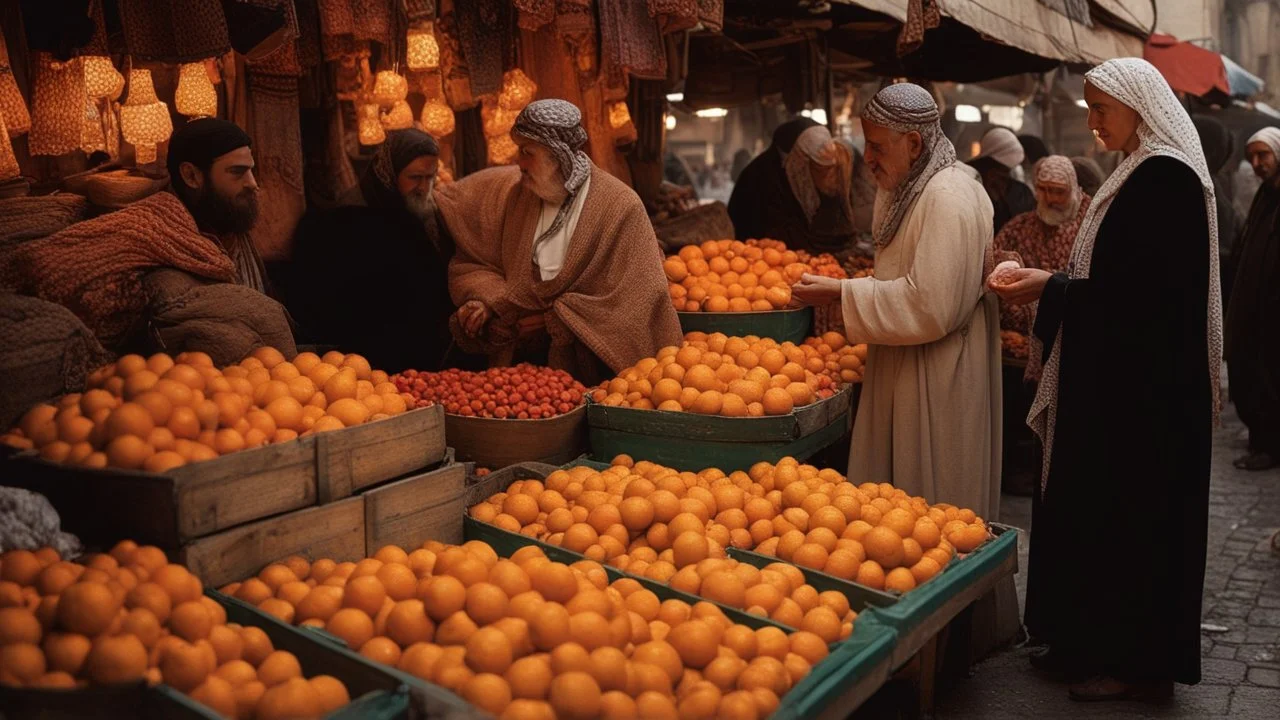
[727,117,820,240]
[282,128,455,373]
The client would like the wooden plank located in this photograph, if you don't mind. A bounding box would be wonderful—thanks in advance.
[447,405,587,468]
[363,461,467,549]
[320,406,447,499]
[181,497,367,588]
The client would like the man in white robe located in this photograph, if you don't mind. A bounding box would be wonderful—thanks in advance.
[793,83,1002,521]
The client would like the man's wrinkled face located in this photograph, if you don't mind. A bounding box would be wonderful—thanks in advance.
[1034,180,1077,227]
[515,136,566,203]
[1247,141,1278,182]
[397,154,439,219]
[181,146,259,235]
[862,122,923,192]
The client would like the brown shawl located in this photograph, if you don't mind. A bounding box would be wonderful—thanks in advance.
[0,193,237,348]
[436,165,682,373]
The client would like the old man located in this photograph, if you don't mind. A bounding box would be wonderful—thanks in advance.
[436,99,681,384]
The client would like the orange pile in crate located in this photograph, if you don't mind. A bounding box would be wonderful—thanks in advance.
[469,456,991,596]
[224,540,827,718]
[591,332,838,416]
[842,255,875,279]
[0,348,413,472]
[800,333,868,386]
[0,543,352,718]
[393,364,587,419]
[792,251,848,280]
[1001,331,1029,360]
[663,239,812,313]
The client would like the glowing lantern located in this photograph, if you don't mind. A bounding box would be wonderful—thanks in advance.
[407,26,440,71]
[0,112,19,180]
[382,100,413,130]
[420,99,455,137]
[175,62,217,118]
[28,54,84,156]
[81,96,105,154]
[372,71,408,107]
[481,100,518,137]
[119,69,172,165]
[487,133,518,165]
[497,69,536,111]
[609,101,632,130]
[357,103,385,145]
[82,56,124,100]
[0,29,30,136]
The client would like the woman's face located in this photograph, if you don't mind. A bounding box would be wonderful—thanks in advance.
[1084,82,1142,153]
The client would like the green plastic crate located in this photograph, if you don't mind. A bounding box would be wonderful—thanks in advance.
[769,613,898,720]
[727,547,899,611]
[677,307,813,343]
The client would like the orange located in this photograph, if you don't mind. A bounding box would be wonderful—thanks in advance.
[380,599,431,648]
[549,671,602,720]
[701,571,746,609]
[861,527,906,569]
[854,561,886,590]
[42,632,91,675]
[760,388,793,416]
[160,640,212,692]
[462,673,513,716]
[668,620,718,669]
[326,608,375,650]
[256,676,321,720]
[323,368,359,404]
[238,626,274,667]
[0,642,46,684]
[420,575,466,622]
[465,626,513,675]
[464,582,509,627]
[257,650,302,688]
[884,567,917,593]
[57,580,120,636]
[169,600,213,642]
[530,564,577,605]
[359,636,402,667]
[190,676,239,718]
[342,575,386,616]
[503,655,552,701]
[631,640,683,684]
[0,607,41,646]
[327,398,371,427]
[376,563,417,603]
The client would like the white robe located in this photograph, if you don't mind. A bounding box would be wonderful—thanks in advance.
[840,165,1002,520]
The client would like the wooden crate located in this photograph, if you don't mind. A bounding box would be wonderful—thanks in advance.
[363,457,467,550]
[181,496,366,588]
[445,405,587,470]
[318,405,446,501]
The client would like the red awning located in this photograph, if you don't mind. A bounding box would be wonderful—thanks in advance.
[1143,33,1230,98]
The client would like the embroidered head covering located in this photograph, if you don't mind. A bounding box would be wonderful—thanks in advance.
[1247,127,1280,159]
[861,82,957,247]
[977,127,1025,169]
[513,99,594,245]
[359,128,439,209]
[1029,57,1224,491]
[784,125,836,222]
[1034,155,1077,189]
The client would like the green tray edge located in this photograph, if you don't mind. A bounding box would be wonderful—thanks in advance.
[727,547,900,610]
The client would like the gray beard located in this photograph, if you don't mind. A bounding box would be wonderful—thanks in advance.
[404,184,436,221]
[1036,194,1079,227]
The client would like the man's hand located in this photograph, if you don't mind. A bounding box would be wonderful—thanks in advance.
[791,273,843,307]
[985,260,1022,291]
[989,268,1052,306]
[456,300,491,337]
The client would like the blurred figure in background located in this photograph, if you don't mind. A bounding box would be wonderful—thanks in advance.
[1070,156,1105,197]
[969,127,1036,233]
[1192,116,1243,307]
[729,117,819,240]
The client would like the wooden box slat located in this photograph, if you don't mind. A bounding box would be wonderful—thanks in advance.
[363,460,467,550]
[172,437,319,539]
[319,405,446,501]
[446,404,587,469]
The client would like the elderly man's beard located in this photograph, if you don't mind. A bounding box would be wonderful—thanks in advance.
[1036,192,1080,227]
[189,186,259,235]
[403,182,437,221]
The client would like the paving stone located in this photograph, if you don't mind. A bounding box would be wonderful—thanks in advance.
[1228,579,1264,592]
[1202,657,1248,683]
[1208,643,1236,659]
[1248,608,1280,627]
[1246,667,1280,687]
[1259,595,1280,609]
[1233,685,1280,718]
[1234,644,1277,663]
[1232,567,1275,582]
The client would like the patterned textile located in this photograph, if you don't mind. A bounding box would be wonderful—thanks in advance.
[454,0,507,96]
[317,0,391,60]
[512,100,592,244]
[245,0,303,77]
[515,0,555,30]
[1036,154,1076,186]
[246,73,305,263]
[698,0,724,32]
[1248,127,1280,158]
[861,83,957,248]
[977,127,1025,169]
[897,0,940,56]
[361,128,440,208]
[119,0,230,62]
[784,125,853,229]
[403,0,437,21]
[599,0,667,85]
[648,0,698,35]
[28,54,84,157]
[1029,58,1224,490]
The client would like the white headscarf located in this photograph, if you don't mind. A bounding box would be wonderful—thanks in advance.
[1029,57,1224,491]
[1247,127,1280,159]
[784,125,838,222]
[977,127,1025,169]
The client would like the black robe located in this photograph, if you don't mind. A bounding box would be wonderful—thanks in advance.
[727,150,853,252]
[1024,156,1211,685]
[1225,180,1280,454]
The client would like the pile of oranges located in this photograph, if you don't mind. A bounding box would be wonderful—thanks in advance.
[1001,331,1029,360]
[590,332,838,416]
[0,543,351,719]
[842,256,875,279]
[800,333,867,386]
[792,251,847,280]
[223,540,825,719]
[468,455,991,597]
[663,239,810,313]
[393,365,587,420]
[0,348,412,472]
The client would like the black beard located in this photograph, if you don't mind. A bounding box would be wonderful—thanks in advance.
[189,187,259,235]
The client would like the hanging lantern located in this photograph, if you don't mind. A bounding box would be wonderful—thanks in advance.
[29,53,84,156]
[119,69,172,165]
[0,29,30,137]
[357,104,385,145]
[420,99,455,137]
[481,100,518,138]
[82,56,124,100]
[381,100,413,130]
[609,101,632,130]
[487,133,518,165]
[497,69,537,111]
[406,26,440,71]
[0,113,19,180]
[175,62,217,118]
[80,96,105,154]
[372,71,408,107]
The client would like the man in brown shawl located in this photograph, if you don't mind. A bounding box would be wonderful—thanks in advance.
[435,99,681,384]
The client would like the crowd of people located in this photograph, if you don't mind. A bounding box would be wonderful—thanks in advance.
[3,51,1279,707]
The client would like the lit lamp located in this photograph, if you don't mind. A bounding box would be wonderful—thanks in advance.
[609,101,636,145]
[497,69,537,111]
[119,69,172,165]
[372,71,408,107]
[0,31,30,136]
[357,103,385,145]
[175,62,217,118]
[406,26,440,71]
[82,56,124,100]
[381,99,413,130]
[29,54,84,156]
[0,113,19,180]
[420,99,455,137]
[487,133,518,165]
[80,97,105,154]
[481,100,518,137]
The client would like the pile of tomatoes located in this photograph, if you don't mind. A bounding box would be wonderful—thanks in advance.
[392,364,588,419]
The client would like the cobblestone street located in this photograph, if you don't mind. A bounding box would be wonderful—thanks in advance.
[933,404,1280,718]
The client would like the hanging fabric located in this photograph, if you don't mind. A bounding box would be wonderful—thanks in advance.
[118,0,230,62]
[598,0,667,85]
[453,0,508,96]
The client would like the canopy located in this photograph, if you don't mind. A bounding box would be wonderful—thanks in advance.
[1143,33,1231,98]
[935,0,1144,66]
[1223,55,1265,99]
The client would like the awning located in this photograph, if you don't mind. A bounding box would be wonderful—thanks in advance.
[935,0,1144,66]
[1143,33,1231,98]
[1223,56,1265,98]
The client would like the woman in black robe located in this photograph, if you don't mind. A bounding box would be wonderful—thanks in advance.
[727,117,817,240]
[992,58,1220,702]
[276,129,456,373]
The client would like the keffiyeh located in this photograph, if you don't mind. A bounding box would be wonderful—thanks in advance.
[1029,57,1224,489]
[513,100,593,244]
[784,125,837,222]
[1247,127,1280,159]
[862,83,957,247]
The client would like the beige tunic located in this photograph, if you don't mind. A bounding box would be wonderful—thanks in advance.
[841,165,1002,520]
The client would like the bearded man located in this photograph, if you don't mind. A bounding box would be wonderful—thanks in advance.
[284,129,453,373]
[1225,127,1280,471]
[436,100,682,384]
[791,83,1002,520]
